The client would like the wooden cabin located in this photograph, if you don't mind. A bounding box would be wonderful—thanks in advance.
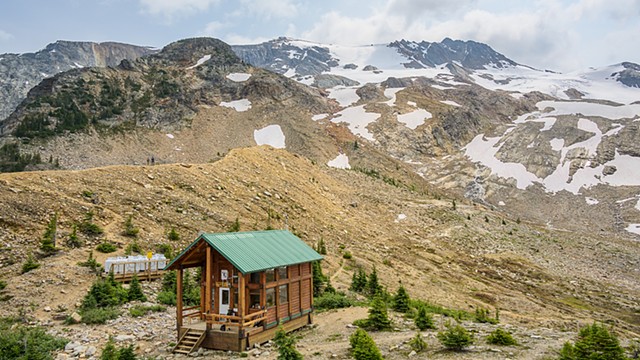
[164,230,323,353]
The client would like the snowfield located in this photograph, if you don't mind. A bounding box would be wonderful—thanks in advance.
[226,73,252,82]
[220,99,252,112]
[254,125,285,149]
[327,154,351,169]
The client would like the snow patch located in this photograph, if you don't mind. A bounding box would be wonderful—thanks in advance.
[585,197,599,205]
[464,134,541,190]
[328,87,359,106]
[440,100,461,107]
[397,109,432,130]
[312,113,328,121]
[550,138,565,151]
[331,105,380,141]
[186,55,211,69]
[625,224,640,235]
[407,101,417,107]
[327,154,351,169]
[537,100,640,120]
[498,201,506,206]
[166,134,174,139]
[220,99,251,112]
[226,73,251,82]
[395,214,407,222]
[254,125,285,149]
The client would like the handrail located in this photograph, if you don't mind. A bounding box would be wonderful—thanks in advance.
[243,310,267,321]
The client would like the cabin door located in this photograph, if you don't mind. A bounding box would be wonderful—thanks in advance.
[219,288,230,315]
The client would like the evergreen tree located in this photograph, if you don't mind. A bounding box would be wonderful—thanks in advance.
[228,217,240,232]
[350,268,368,293]
[366,266,381,298]
[40,212,58,255]
[392,284,410,313]
[100,338,119,360]
[273,326,303,360]
[559,323,625,360]
[316,238,327,255]
[324,278,336,294]
[415,306,435,330]
[349,328,383,360]
[127,274,147,302]
[366,295,392,331]
[167,226,180,241]
[312,261,326,297]
[409,332,428,353]
[66,224,83,248]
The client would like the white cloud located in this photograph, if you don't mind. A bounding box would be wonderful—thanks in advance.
[139,0,220,18]
[0,29,13,41]
[239,0,299,19]
[201,21,228,36]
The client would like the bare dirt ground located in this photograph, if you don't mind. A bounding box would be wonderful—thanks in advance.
[0,147,638,359]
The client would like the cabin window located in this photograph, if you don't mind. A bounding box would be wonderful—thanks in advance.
[278,266,288,280]
[279,284,288,304]
[266,288,276,307]
[250,272,261,284]
[266,268,275,283]
[249,290,261,309]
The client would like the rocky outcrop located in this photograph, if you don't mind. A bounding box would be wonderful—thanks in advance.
[232,37,338,76]
[0,41,155,121]
[389,38,519,70]
[312,74,359,89]
[615,62,640,88]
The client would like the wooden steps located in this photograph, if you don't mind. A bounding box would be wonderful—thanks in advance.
[173,328,206,355]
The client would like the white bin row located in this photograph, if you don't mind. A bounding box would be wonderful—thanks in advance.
[104,254,167,274]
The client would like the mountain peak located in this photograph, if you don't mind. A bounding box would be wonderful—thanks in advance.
[152,37,241,68]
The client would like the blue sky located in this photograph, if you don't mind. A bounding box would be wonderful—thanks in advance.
[0,0,638,71]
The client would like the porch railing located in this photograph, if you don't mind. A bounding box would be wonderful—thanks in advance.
[182,305,202,322]
[205,309,267,328]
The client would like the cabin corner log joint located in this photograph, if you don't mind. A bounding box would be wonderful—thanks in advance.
[164,230,322,353]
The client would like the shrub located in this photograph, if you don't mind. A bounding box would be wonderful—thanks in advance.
[314,292,354,310]
[157,290,176,306]
[474,307,498,324]
[129,305,165,317]
[21,254,40,274]
[558,323,625,360]
[273,326,303,360]
[414,306,436,330]
[0,280,6,291]
[96,242,117,253]
[156,243,173,259]
[79,211,104,235]
[122,215,139,238]
[167,227,180,241]
[392,285,410,313]
[409,332,427,353]
[316,238,327,255]
[487,328,517,346]
[437,323,474,351]
[0,317,68,359]
[118,344,136,360]
[100,338,119,360]
[124,240,142,255]
[82,274,128,309]
[78,251,102,274]
[349,328,383,360]
[342,251,352,260]
[127,275,147,302]
[80,307,120,324]
[228,217,240,232]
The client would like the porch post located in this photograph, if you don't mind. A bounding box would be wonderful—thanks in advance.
[238,272,245,335]
[176,267,183,331]
[205,247,212,330]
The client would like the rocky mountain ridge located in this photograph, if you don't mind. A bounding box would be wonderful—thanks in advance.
[0,40,156,121]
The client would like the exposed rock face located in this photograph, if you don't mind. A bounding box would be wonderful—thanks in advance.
[232,37,338,76]
[0,41,155,121]
[389,38,519,69]
[312,74,359,89]
[356,83,386,102]
[615,62,640,88]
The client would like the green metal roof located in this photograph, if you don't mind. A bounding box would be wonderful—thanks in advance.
[164,230,322,274]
